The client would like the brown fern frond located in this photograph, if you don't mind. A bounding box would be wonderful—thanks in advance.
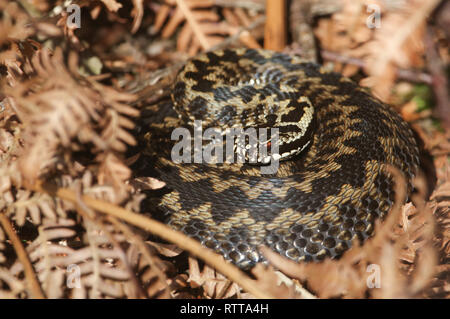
[187,257,242,298]
[0,267,26,298]
[153,0,263,55]
[11,190,65,225]
[7,216,137,298]
[0,0,34,43]
[423,171,450,298]
[0,162,65,228]
[4,48,138,184]
[115,220,171,299]
[314,0,441,100]
[97,153,133,203]
[361,0,441,100]
[0,0,36,89]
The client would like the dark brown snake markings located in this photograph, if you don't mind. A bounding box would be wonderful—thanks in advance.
[144,48,419,269]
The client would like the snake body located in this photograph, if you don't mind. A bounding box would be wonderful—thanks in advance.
[144,48,419,269]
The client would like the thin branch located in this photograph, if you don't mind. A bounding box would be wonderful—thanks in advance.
[264,0,286,51]
[175,0,211,50]
[0,212,45,299]
[34,181,275,299]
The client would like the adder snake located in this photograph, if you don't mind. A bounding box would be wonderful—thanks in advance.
[142,48,419,269]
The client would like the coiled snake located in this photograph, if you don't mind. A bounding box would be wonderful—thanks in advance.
[143,48,419,269]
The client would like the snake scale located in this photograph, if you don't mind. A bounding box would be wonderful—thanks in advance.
[142,48,419,269]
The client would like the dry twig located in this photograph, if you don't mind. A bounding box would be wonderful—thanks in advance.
[34,181,275,299]
[0,213,44,298]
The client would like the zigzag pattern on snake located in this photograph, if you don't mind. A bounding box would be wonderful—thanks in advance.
[141,48,419,269]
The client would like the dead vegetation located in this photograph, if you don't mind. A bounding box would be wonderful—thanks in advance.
[0,0,448,299]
